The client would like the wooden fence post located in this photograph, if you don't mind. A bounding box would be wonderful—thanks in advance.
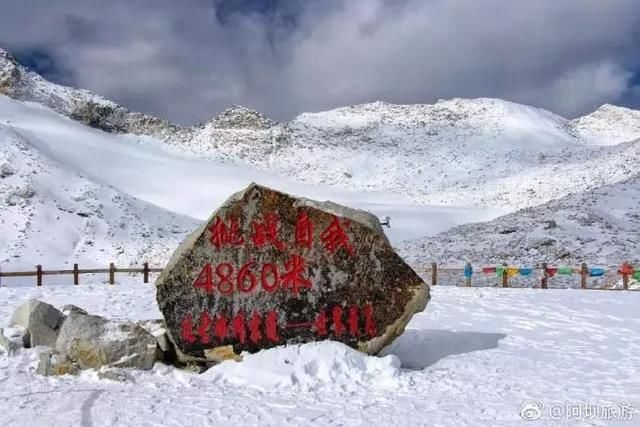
[143,262,149,284]
[73,263,79,285]
[109,263,115,285]
[623,272,629,291]
[431,262,437,287]
[501,263,508,288]
[36,265,42,287]
[580,263,587,289]
[541,263,548,289]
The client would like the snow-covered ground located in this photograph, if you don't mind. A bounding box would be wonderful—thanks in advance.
[0,280,638,426]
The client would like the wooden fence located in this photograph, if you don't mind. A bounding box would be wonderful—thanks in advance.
[0,261,638,291]
[0,262,163,286]
[416,262,639,291]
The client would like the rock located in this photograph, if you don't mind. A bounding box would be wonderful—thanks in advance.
[36,350,80,376]
[139,319,176,363]
[0,328,19,356]
[204,345,242,363]
[156,183,429,361]
[10,299,63,348]
[55,311,158,370]
[61,304,88,316]
[97,367,129,382]
[543,220,557,230]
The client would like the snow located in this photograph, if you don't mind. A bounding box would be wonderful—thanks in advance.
[572,104,640,146]
[0,94,504,272]
[0,281,638,426]
[202,341,402,390]
[171,97,640,210]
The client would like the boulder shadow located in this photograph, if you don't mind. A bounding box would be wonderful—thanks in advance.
[381,329,506,369]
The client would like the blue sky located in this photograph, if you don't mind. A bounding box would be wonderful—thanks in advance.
[1,0,640,124]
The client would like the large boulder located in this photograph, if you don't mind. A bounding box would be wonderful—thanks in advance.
[10,299,63,348]
[55,311,157,370]
[156,183,429,361]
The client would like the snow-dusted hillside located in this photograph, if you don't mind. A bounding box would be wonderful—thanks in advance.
[0,122,198,271]
[159,98,640,210]
[4,44,640,212]
[0,94,502,271]
[4,43,640,271]
[400,174,640,266]
[0,46,179,138]
[572,104,640,145]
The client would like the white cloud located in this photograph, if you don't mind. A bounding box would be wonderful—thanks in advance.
[1,0,639,123]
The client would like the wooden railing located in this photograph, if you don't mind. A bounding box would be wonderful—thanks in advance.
[0,262,163,286]
[0,261,637,290]
[413,262,639,291]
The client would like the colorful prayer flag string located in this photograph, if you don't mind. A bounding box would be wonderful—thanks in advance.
[589,268,605,277]
[519,267,533,276]
[557,266,574,275]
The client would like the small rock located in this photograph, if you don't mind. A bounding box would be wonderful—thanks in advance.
[10,299,64,348]
[61,305,88,316]
[0,328,19,356]
[36,350,80,376]
[204,345,242,363]
[97,367,129,382]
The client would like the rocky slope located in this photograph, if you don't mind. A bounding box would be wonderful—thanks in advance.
[572,104,640,146]
[399,172,640,266]
[0,46,180,138]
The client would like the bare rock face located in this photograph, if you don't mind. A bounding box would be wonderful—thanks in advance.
[156,183,429,361]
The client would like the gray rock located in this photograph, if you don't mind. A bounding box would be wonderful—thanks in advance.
[61,304,88,316]
[0,328,19,356]
[97,367,129,382]
[55,311,158,370]
[156,183,429,361]
[10,299,63,348]
[36,350,80,376]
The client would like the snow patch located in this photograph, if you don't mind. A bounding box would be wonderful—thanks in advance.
[203,341,402,390]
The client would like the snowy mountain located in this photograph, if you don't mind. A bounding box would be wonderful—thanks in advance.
[572,103,640,145]
[400,174,640,266]
[0,46,179,138]
[4,45,640,211]
[2,44,640,269]
[1,93,497,271]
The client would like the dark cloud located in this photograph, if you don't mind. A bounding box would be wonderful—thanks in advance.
[1,0,639,124]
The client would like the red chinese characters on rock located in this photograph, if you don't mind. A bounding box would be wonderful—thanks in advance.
[280,255,311,297]
[180,310,280,346]
[193,256,313,297]
[320,216,355,257]
[251,213,285,251]
[209,216,244,250]
[312,303,377,339]
[179,304,377,347]
[207,211,356,256]
[294,211,314,248]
